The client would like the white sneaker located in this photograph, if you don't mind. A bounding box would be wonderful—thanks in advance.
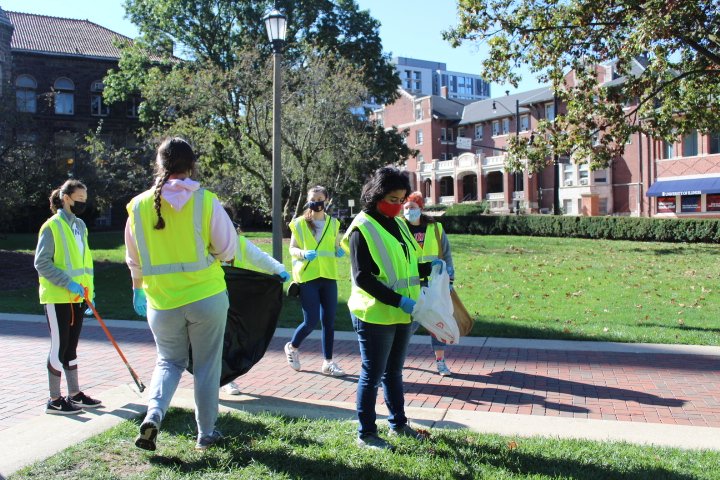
[436,359,452,377]
[284,342,301,371]
[321,361,346,377]
[223,381,241,395]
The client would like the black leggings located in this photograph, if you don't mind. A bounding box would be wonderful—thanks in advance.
[44,303,84,375]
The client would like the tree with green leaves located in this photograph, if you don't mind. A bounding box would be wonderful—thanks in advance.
[105,0,411,223]
[446,0,720,172]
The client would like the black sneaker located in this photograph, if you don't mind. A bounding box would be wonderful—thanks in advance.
[135,415,160,451]
[46,397,83,415]
[67,391,103,409]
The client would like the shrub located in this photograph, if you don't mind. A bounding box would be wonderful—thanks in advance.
[440,213,720,243]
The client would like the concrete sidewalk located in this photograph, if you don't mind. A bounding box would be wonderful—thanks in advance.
[1,314,720,477]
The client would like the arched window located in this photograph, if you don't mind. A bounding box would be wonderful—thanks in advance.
[15,75,37,113]
[54,77,74,115]
[90,80,109,116]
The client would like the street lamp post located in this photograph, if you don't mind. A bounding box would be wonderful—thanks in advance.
[264,8,288,262]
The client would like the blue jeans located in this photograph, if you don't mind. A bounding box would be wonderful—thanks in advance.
[146,291,228,437]
[352,314,412,436]
[291,278,338,359]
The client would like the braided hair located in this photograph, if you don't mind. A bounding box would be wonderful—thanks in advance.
[152,137,196,230]
[49,179,86,214]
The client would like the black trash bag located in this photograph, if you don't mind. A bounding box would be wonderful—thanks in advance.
[187,266,283,386]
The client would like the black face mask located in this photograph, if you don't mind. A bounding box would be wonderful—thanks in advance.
[308,200,325,212]
[70,201,87,216]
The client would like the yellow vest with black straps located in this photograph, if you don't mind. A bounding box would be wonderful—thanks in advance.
[341,212,421,325]
[38,214,94,304]
[126,188,225,310]
[418,222,443,263]
[289,215,339,283]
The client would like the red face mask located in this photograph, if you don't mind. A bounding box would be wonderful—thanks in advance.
[377,200,403,217]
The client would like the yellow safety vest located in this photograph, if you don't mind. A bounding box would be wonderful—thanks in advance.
[126,188,225,310]
[341,212,421,325]
[418,222,443,263]
[289,215,340,283]
[232,235,264,273]
[38,214,94,304]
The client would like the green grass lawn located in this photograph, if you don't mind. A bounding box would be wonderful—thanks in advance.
[10,408,720,480]
[2,232,719,345]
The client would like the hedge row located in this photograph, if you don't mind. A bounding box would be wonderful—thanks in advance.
[441,209,720,243]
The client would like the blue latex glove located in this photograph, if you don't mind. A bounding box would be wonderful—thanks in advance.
[84,297,95,316]
[430,259,444,275]
[399,296,416,315]
[278,271,291,283]
[304,250,318,261]
[133,288,147,317]
[336,247,346,258]
[67,281,84,298]
[447,265,455,281]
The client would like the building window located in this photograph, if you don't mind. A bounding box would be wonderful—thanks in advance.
[657,196,676,213]
[562,199,573,214]
[54,78,74,115]
[440,176,454,196]
[492,120,500,136]
[563,163,574,186]
[458,127,465,138]
[374,111,383,127]
[598,197,608,214]
[90,80,109,117]
[502,118,510,135]
[520,114,530,132]
[415,129,423,145]
[413,71,422,91]
[417,153,424,163]
[663,141,675,159]
[54,131,76,169]
[683,130,698,157]
[474,124,483,140]
[579,164,589,185]
[15,75,37,113]
[414,102,423,120]
[545,103,555,121]
[594,169,608,183]
[711,132,720,154]
[441,128,454,142]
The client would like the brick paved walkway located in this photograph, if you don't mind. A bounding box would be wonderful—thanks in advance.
[2,319,719,432]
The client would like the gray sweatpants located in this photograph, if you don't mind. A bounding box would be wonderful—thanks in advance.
[145,290,229,437]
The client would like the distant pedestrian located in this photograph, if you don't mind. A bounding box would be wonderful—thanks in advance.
[35,179,103,415]
[342,167,437,450]
[125,137,236,451]
[285,186,346,376]
[403,192,455,376]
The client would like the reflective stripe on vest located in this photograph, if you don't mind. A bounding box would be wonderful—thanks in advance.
[133,190,216,276]
[350,215,420,290]
[51,216,94,277]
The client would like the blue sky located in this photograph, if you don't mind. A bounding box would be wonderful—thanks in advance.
[1,0,543,95]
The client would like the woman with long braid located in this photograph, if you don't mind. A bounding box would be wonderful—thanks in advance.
[125,137,236,452]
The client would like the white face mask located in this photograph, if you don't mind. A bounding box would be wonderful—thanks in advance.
[404,209,421,222]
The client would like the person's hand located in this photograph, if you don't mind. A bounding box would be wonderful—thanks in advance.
[278,271,291,283]
[304,250,318,261]
[430,259,444,275]
[67,281,84,298]
[133,288,147,317]
[336,247,346,258]
[84,296,95,316]
[447,265,455,282]
[399,296,416,314]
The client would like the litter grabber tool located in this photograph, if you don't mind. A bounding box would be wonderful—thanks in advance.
[83,288,146,392]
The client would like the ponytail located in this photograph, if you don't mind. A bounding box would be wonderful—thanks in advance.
[153,171,171,229]
[49,189,63,214]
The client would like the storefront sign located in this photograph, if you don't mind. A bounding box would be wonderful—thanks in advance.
[657,196,676,213]
[681,195,701,213]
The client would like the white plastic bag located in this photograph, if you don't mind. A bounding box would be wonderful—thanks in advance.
[412,260,460,345]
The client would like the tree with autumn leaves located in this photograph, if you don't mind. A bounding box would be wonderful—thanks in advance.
[445,0,720,173]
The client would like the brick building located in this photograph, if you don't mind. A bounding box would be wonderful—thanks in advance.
[0,9,141,173]
[378,59,720,218]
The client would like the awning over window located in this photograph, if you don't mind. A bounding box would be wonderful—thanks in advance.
[646,177,720,197]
